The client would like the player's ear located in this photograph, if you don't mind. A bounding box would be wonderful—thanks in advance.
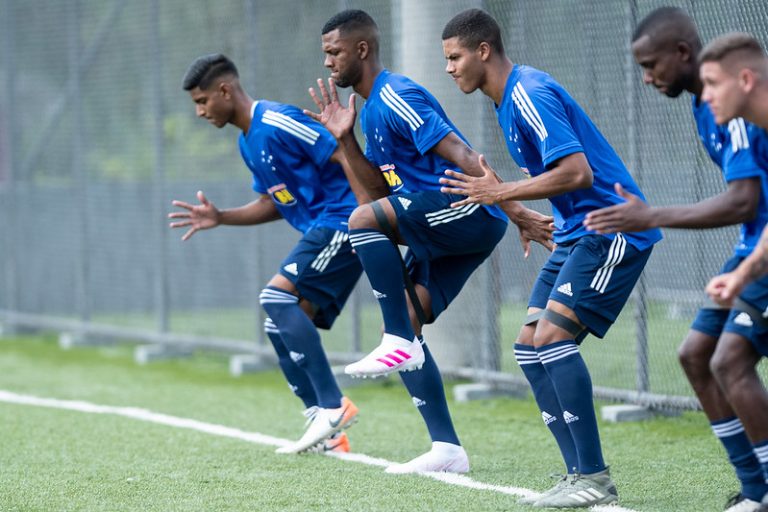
[357,40,369,60]
[677,41,693,63]
[478,41,492,61]
[739,68,755,93]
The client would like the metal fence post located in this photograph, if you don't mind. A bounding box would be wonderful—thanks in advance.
[625,0,650,393]
[69,0,91,328]
[1,0,19,329]
[151,0,169,334]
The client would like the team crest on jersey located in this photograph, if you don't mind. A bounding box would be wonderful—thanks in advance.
[268,183,297,206]
[379,163,404,192]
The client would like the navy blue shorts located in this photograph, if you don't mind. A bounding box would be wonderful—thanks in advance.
[694,255,768,357]
[388,191,508,320]
[278,227,363,330]
[528,233,653,339]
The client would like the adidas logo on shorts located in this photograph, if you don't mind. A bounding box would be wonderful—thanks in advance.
[542,411,556,425]
[563,410,579,423]
[398,197,412,210]
[734,312,754,327]
[283,262,299,276]
[557,282,573,297]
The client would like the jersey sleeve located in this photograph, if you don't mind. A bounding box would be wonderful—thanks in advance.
[379,84,453,155]
[267,109,338,169]
[512,80,583,168]
[723,118,764,182]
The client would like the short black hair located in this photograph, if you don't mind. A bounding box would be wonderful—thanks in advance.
[321,9,377,36]
[182,54,238,91]
[442,8,504,54]
[632,6,699,49]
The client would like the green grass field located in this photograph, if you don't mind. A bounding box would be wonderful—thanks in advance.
[0,334,745,511]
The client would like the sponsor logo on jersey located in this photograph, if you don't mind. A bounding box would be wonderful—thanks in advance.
[379,163,404,192]
[267,183,297,206]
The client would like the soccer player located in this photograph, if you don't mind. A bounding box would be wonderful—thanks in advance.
[440,9,662,507]
[697,33,768,511]
[583,11,768,511]
[171,54,360,454]
[306,10,554,473]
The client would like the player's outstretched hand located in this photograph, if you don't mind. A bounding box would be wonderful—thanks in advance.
[168,190,221,241]
[440,154,504,207]
[583,182,652,234]
[304,78,356,140]
[705,271,746,308]
[514,208,555,258]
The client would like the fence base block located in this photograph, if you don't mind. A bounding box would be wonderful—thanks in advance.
[134,344,193,365]
[59,332,112,349]
[601,404,654,423]
[229,354,274,377]
[453,382,529,402]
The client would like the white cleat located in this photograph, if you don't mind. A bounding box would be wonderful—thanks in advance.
[385,442,470,474]
[345,334,425,378]
[276,397,359,454]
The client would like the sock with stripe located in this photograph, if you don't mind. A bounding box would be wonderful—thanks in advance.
[538,340,605,474]
[349,228,414,341]
[259,286,342,409]
[754,439,768,489]
[398,339,460,445]
[264,317,318,409]
[515,343,578,473]
[712,418,767,501]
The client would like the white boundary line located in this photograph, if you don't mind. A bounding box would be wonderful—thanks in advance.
[0,390,637,512]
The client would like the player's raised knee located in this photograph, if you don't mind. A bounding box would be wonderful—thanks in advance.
[348,203,378,230]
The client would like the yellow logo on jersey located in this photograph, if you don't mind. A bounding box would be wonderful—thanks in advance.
[379,163,404,192]
[267,183,297,206]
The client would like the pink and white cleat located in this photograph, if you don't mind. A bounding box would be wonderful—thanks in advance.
[344,333,425,378]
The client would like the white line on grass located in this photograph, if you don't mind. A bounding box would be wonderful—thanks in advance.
[0,389,637,512]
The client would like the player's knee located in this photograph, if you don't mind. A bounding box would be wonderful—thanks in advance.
[710,337,756,385]
[677,333,715,374]
[348,204,377,230]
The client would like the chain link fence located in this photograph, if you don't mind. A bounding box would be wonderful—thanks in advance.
[2,0,768,409]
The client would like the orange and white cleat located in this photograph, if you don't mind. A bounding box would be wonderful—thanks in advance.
[276,397,359,454]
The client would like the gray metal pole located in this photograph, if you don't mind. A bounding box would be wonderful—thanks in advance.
[150,0,169,333]
[625,0,650,393]
[245,0,266,346]
[2,0,19,326]
[70,0,91,325]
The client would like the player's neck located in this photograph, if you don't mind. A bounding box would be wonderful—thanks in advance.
[231,92,256,134]
[482,57,513,106]
[354,61,384,99]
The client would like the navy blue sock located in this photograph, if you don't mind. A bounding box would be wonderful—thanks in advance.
[349,228,414,341]
[260,286,342,409]
[515,343,578,473]
[755,439,768,489]
[712,418,768,501]
[538,340,605,474]
[264,317,318,409]
[399,339,460,445]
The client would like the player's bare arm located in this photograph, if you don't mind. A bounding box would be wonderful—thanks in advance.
[306,77,390,201]
[433,133,555,255]
[440,151,593,206]
[168,190,281,241]
[584,178,759,234]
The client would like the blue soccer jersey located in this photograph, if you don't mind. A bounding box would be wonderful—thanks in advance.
[238,100,358,234]
[497,65,662,249]
[692,96,768,256]
[360,69,507,222]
